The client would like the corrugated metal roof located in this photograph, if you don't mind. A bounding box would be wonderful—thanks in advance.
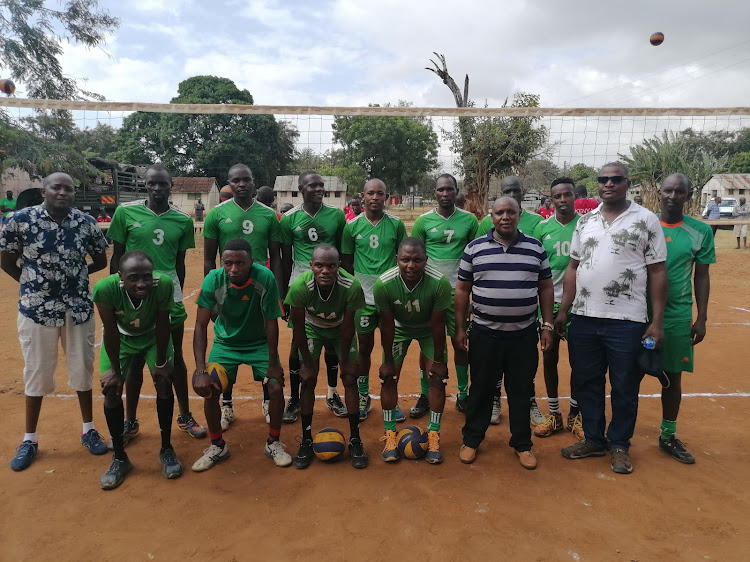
[273,175,347,193]
[171,177,218,193]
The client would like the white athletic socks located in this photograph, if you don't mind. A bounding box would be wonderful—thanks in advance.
[82,421,95,434]
[327,385,337,399]
[23,432,38,443]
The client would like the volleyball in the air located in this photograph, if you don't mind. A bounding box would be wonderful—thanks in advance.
[0,79,15,95]
[650,32,664,46]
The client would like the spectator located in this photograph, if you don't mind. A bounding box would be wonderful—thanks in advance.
[703,196,721,236]
[732,197,748,249]
[194,198,205,221]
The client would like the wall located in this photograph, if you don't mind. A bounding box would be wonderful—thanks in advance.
[1,167,42,195]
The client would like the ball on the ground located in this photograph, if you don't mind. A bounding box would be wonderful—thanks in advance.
[397,426,428,459]
[312,427,346,461]
[0,79,15,95]
[650,32,664,46]
[205,362,230,392]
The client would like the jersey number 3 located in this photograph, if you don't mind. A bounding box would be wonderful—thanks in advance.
[152,229,165,245]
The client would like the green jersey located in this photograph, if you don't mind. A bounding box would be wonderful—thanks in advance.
[661,216,715,322]
[477,209,543,238]
[533,214,580,302]
[0,197,16,217]
[411,207,478,288]
[280,203,346,284]
[196,264,283,348]
[203,199,281,264]
[341,212,407,304]
[108,200,195,301]
[284,269,365,335]
[373,265,452,329]
[92,273,174,338]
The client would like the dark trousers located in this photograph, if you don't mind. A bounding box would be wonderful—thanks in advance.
[462,327,538,451]
[569,315,646,450]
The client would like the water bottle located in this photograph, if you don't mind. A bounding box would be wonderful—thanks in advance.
[642,336,656,350]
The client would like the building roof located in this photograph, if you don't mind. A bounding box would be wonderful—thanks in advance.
[273,175,347,193]
[702,174,750,192]
[171,177,218,194]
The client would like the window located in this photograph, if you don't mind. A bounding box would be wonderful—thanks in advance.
[292,191,298,198]
[187,193,201,200]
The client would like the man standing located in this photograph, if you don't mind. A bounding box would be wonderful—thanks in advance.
[194,198,205,222]
[1,172,109,471]
[108,164,205,444]
[555,162,667,475]
[285,245,368,469]
[456,196,554,470]
[411,174,478,416]
[345,197,363,221]
[375,238,452,464]
[192,239,291,470]
[732,197,747,249]
[656,173,714,464]
[1,189,17,222]
[538,197,554,219]
[280,171,347,423]
[477,176,545,426]
[203,164,283,430]
[703,196,721,236]
[574,185,599,215]
[531,179,584,440]
[341,179,406,421]
[256,186,277,213]
[94,251,182,489]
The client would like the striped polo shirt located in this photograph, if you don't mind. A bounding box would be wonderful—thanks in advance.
[458,230,551,335]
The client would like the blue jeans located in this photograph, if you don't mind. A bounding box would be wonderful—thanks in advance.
[569,315,646,450]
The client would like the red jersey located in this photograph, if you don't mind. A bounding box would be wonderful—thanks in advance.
[539,206,554,219]
[574,198,598,215]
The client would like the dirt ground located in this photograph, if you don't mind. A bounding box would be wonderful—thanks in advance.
[1,231,749,561]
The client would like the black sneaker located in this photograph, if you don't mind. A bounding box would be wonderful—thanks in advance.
[658,436,695,464]
[293,438,314,469]
[561,440,607,459]
[159,447,184,479]
[349,437,369,469]
[282,398,300,424]
[409,394,429,419]
[325,392,348,417]
[455,396,468,413]
[100,456,133,490]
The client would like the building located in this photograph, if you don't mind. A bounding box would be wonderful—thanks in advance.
[1,167,42,195]
[700,174,750,206]
[170,177,220,217]
[273,175,348,210]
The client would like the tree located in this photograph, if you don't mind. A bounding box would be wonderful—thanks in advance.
[520,158,560,194]
[115,76,297,186]
[332,103,439,195]
[729,152,750,173]
[567,163,599,196]
[0,0,119,100]
[77,123,118,160]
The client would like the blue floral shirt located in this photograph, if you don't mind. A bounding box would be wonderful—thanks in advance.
[0,204,109,327]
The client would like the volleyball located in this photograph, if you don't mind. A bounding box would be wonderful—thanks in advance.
[205,362,230,392]
[397,426,428,459]
[312,427,346,461]
[650,32,664,46]
[0,79,15,95]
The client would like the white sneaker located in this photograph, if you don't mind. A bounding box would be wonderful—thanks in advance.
[490,396,502,425]
[261,400,270,424]
[264,441,292,467]
[220,405,236,431]
[191,443,231,472]
[530,400,546,426]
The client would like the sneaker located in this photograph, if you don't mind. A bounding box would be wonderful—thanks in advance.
[455,396,468,413]
[425,430,443,464]
[10,440,38,471]
[100,456,133,490]
[349,437,368,469]
[533,412,564,438]
[264,440,292,467]
[325,392,348,417]
[81,429,108,455]
[282,398,300,424]
[530,400,546,426]
[490,396,502,425]
[561,440,607,459]
[159,447,183,479]
[177,413,207,438]
[394,404,406,423]
[658,436,695,465]
[106,419,139,450]
[293,438,314,469]
[192,443,231,472]
[459,444,477,464]
[516,450,537,470]
[380,430,399,462]
[611,448,633,474]
[409,394,429,419]
[261,400,270,424]
[220,406,236,431]
[567,413,585,441]
[358,394,372,421]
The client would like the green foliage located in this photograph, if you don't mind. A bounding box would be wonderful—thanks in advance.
[115,76,297,186]
[567,163,599,196]
[728,152,750,173]
[0,0,119,100]
[332,103,439,195]
[521,158,560,195]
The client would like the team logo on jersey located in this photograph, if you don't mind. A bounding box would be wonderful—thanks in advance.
[225,218,233,223]
[430,227,438,232]
[115,310,124,315]
[132,222,141,228]
[241,295,249,301]
[394,299,402,305]
[544,234,552,240]
[356,234,363,239]
[294,226,303,231]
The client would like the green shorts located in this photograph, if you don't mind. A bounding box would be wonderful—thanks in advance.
[661,320,693,373]
[300,324,358,362]
[208,340,278,383]
[99,333,174,377]
[385,327,448,366]
[169,301,188,329]
[355,304,380,335]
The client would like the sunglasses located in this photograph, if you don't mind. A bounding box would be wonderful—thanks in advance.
[597,176,628,184]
